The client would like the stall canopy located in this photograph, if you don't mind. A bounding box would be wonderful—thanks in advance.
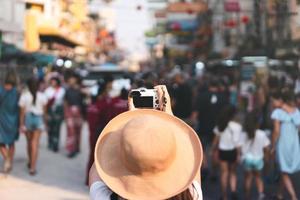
[39,26,86,48]
[1,42,56,65]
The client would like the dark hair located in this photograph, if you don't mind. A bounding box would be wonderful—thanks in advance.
[271,90,282,100]
[50,77,61,86]
[113,188,195,200]
[4,71,17,86]
[120,88,128,100]
[244,112,259,140]
[281,89,295,105]
[104,75,113,84]
[97,82,105,97]
[208,78,219,88]
[27,78,39,105]
[168,188,195,200]
[217,105,236,132]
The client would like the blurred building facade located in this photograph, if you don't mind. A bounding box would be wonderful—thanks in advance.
[0,0,99,62]
[24,0,93,55]
[146,0,210,68]
[0,0,24,48]
[209,0,256,57]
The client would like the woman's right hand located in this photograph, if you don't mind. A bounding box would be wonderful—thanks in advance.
[154,85,173,115]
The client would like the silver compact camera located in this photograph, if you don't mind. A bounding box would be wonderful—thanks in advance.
[129,88,159,109]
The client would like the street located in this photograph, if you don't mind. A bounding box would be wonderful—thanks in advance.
[202,164,300,200]
[0,123,90,200]
[1,120,300,200]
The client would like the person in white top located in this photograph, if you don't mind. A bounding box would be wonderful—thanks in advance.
[45,77,65,152]
[19,78,47,175]
[241,112,270,200]
[211,105,242,200]
[89,85,203,200]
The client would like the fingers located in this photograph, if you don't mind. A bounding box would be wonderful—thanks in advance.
[128,96,136,111]
[128,86,173,115]
[154,85,173,115]
[154,85,164,111]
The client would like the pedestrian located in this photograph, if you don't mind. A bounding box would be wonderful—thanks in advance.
[271,90,300,200]
[171,73,193,121]
[45,77,65,152]
[19,77,48,175]
[241,112,270,200]
[64,74,84,158]
[86,77,113,184]
[0,72,19,173]
[89,85,203,200]
[191,78,228,180]
[296,93,300,109]
[211,105,242,200]
[110,88,128,118]
[193,78,228,147]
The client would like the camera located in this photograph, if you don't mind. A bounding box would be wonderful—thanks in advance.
[129,88,159,109]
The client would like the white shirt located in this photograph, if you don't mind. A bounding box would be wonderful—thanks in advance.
[19,90,48,115]
[240,129,270,160]
[90,181,203,200]
[214,121,242,150]
[45,86,65,106]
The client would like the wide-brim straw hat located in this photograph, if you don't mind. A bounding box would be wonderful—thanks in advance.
[94,109,202,200]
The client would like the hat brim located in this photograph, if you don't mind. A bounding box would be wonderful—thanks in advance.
[95,109,202,200]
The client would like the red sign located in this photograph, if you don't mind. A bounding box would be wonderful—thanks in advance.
[224,1,240,12]
[241,15,250,24]
[225,19,237,28]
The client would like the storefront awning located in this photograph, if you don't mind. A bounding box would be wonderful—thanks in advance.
[39,27,86,48]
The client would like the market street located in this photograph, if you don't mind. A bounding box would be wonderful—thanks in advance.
[0,123,89,200]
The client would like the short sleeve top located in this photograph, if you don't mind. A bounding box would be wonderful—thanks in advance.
[271,108,300,127]
[240,130,270,160]
[214,121,242,150]
[19,90,47,115]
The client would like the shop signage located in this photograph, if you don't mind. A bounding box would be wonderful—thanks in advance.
[224,0,240,12]
[168,20,198,31]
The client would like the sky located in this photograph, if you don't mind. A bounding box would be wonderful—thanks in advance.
[91,0,152,61]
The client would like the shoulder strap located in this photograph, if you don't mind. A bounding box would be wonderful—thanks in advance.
[192,181,203,200]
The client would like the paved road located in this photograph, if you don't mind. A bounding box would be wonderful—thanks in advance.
[202,156,300,200]
[0,122,299,200]
[0,123,90,200]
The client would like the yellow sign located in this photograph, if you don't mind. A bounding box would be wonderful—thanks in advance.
[25,10,41,52]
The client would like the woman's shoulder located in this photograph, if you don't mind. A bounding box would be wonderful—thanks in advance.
[37,91,48,100]
[255,129,268,139]
[20,90,30,97]
[292,108,300,116]
[229,121,242,131]
[271,108,285,120]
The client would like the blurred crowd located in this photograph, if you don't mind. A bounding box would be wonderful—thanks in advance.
[0,66,299,200]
